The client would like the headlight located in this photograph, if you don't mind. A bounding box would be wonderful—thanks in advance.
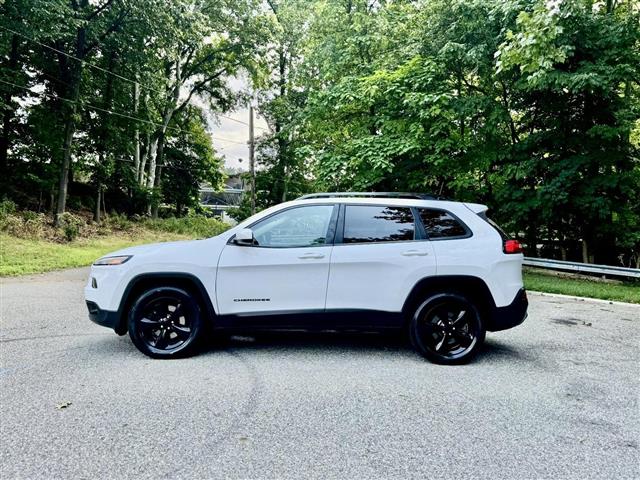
[93,255,132,266]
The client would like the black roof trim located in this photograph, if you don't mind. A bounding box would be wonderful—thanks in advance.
[297,192,442,201]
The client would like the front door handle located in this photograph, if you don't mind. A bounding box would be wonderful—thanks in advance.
[401,250,429,257]
[298,252,325,259]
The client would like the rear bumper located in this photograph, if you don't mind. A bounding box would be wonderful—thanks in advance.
[487,288,528,332]
[86,301,121,332]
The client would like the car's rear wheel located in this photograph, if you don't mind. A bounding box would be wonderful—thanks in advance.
[409,293,485,364]
[128,287,203,358]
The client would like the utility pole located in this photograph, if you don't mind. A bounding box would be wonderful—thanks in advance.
[249,104,256,215]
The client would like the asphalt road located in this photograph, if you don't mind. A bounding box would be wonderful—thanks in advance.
[1,268,639,480]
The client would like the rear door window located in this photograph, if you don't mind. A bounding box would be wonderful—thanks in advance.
[343,205,415,243]
[418,208,469,239]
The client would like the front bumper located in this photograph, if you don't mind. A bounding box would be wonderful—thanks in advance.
[86,301,122,332]
[487,288,528,332]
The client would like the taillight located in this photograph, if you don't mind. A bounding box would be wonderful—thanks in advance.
[504,239,523,254]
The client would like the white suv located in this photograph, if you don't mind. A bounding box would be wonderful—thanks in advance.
[85,193,527,364]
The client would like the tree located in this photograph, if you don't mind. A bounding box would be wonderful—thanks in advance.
[161,105,224,216]
[496,0,640,262]
[135,0,270,217]
[42,0,130,225]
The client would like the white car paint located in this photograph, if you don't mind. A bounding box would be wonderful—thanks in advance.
[326,241,436,312]
[216,243,332,314]
[84,197,524,319]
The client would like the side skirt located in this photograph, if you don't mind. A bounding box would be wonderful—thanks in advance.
[213,309,404,333]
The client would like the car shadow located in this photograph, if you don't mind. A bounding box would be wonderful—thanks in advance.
[475,338,528,363]
[200,331,528,365]
[82,328,530,366]
[203,330,412,356]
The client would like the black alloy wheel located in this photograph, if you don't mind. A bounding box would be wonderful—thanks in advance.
[128,287,203,358]
[409,293,485,364]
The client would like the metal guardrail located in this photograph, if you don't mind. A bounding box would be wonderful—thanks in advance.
[523,257,640,279]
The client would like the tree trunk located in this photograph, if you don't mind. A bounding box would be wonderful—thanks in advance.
[102,187,107,218]
[150,132,166,219]
[55,111,77,225]
[276,47,287,202]
[146,136,159,189]
[151,165,162,219]
[94,186,101,223]
[0,34,19,177]
[527,225,539,258]
[581,239,589,264]
[54,24,86,226]
[146,65,180,213]
[133,81,140,179]
[93,52,115,223]
[139,132,150,185]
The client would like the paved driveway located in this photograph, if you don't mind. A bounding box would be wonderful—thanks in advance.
[1,268,638,479]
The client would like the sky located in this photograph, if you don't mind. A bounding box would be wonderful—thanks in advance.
[205,108,269,172]
[198,76,270,173]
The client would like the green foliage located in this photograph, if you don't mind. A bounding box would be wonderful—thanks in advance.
[161,107,225,216]
[142,216,229,238]
[0,199,17,216]
[1,0,270,217]
[57,212,84,241]
[2,0,639,268]
[250,0,639,266]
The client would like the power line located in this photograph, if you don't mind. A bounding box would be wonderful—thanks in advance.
[0,78,247,146]
[0,25,270,131]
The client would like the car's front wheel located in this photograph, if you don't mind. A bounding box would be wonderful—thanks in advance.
[409,293,485,364]
[128,287,203,358]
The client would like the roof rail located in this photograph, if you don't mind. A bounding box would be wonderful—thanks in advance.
[297,192,440,200]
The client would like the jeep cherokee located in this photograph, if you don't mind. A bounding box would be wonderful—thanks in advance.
[85,192,528,364]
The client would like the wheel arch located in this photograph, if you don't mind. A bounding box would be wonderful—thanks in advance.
[402,275,497,327]
[113,272,216,335]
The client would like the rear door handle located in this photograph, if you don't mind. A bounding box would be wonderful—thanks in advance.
[401,250,429,257]
[298,253,325,259]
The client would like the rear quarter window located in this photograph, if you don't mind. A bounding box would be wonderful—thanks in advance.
[418,208,469,239]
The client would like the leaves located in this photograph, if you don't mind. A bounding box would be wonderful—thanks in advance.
[252,0,640,265]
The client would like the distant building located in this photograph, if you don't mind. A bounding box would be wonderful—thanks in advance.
[199,171,245,224]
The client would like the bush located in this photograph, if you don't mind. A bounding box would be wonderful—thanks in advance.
[0,199,17,217]
[0,208,47,239]
[20,212,47,238]
[57,212,85,242]
[143,215,229,238]
[0,213,22,235]
[103,213,133,231]
[1,206,230,243]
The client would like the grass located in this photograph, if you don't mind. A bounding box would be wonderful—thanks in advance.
[524,270,640,304]
[0,208,231,276]
[0,232,189,276]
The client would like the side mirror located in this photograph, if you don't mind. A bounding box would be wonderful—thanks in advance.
[234,228,255,246]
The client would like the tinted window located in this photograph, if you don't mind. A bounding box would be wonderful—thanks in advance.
[419,208,468,239]
[251,205,334,247]
[343,206,415,243]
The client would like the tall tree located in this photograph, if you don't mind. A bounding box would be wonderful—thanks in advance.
[44,0,129,224]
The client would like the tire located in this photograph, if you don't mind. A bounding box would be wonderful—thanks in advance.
[128,287,204,359]
[409,292,485,365]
